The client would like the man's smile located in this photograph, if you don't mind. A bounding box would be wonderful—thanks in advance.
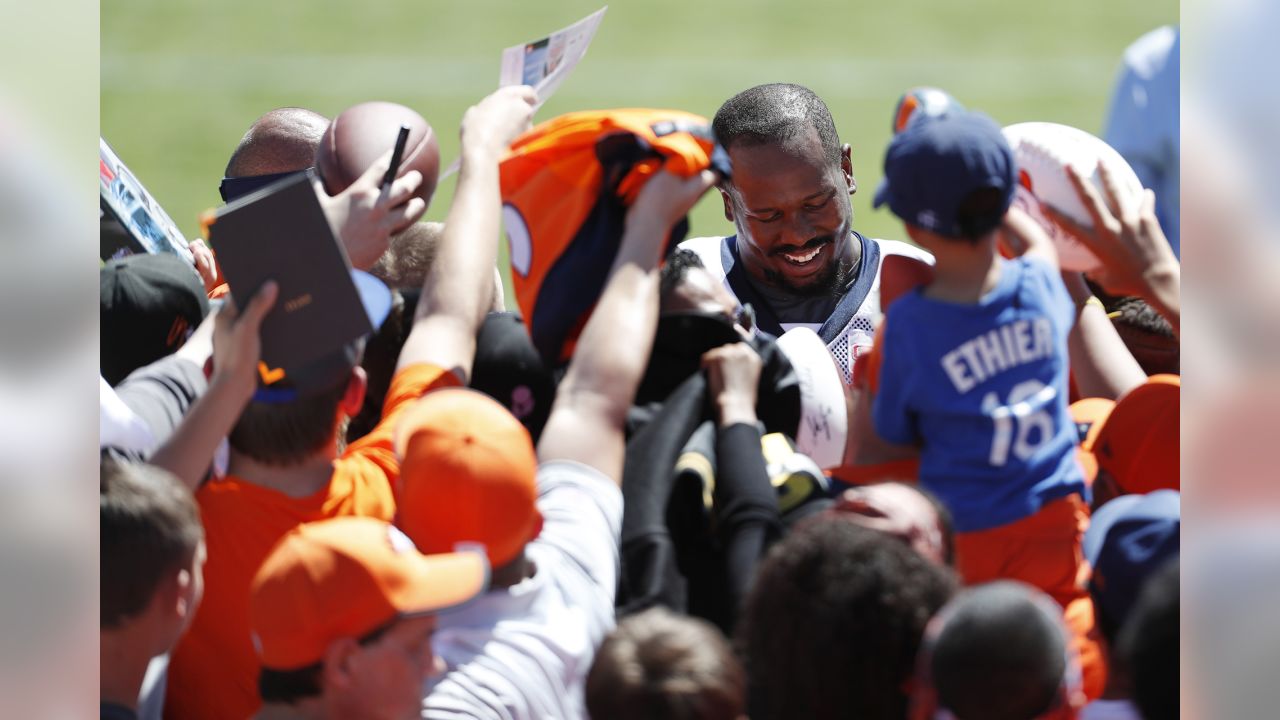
[773,237,833,273]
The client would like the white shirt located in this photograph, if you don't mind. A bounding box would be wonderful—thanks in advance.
[99,376,155,453]
[1080,698,1143,720]
[424,460,623,720]
[678,234,933,382]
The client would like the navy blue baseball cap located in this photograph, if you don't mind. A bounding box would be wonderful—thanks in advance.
[1083,490,1180,630]
[873,109,1016,239]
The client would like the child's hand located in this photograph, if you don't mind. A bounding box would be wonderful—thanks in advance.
[999,205,1058,268]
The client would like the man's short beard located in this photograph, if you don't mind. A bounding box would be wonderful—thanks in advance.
[764,255,853,298]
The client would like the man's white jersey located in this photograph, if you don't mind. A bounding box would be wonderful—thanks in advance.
[678,233,933,382]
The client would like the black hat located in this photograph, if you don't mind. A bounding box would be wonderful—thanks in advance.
[470,312,555,443]
[100,253,209,385]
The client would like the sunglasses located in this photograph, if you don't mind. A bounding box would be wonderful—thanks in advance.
[219,169,310,203]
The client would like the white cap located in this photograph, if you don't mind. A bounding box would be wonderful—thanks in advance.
[776,328,848,470]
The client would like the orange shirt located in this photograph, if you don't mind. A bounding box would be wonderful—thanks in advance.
[165,363,459,720]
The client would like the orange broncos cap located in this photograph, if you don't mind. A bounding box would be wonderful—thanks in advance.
[1069,396,1115,484]
[395,387,541,567]
[249,517,488,671]
[1073,374,1180,494]
[1091,374,1180,494]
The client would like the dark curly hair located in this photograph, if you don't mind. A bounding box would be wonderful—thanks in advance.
[1108,295,1179,376]
[738,515,958,720]
[659,247,707,308]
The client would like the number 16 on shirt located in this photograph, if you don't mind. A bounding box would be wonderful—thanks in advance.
[982,379,1057,466]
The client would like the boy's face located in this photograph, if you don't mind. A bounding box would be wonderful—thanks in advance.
[156,540,206,653]
[180,541,206,636]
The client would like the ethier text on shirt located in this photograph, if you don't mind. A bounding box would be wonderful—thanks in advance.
[941,317,1054,394]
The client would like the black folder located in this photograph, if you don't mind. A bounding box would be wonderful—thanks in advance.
[208,169,372,380]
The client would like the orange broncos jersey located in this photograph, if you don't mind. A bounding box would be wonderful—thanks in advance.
[500,109,730,365]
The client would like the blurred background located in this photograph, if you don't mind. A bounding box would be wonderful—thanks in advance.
[101,0,1175,298]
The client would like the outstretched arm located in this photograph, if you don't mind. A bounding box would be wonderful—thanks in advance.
[702,343,781,622]
[396,86,537,379]
[149,282,277,489]
[1061,271,1147,399]
[537,168,718,482]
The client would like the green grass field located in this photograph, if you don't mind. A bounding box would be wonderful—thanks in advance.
[102,0,1175,296]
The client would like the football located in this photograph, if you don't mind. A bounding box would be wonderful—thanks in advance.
[315,101,440,204]
[1002,122,1145,272]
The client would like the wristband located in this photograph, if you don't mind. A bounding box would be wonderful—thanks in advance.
[1076,296,1104,313]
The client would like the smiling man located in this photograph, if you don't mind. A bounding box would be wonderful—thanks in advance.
[680,83,932,381]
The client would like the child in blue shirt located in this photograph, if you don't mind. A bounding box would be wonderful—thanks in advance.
[867,109,1088,607]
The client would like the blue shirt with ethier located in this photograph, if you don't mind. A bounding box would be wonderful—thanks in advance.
[872,256,1086,532]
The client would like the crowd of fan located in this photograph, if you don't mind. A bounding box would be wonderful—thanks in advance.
[101,67,1180,720]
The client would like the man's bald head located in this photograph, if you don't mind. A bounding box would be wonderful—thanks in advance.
[225,107,329,178]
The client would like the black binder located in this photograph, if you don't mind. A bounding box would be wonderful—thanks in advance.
[208,169,372,379]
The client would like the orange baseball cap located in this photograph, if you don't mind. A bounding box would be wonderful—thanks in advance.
[1075,375,1180,494]
[1069,396,1115,484]
[395,387,541,567]
[249,517,488,671]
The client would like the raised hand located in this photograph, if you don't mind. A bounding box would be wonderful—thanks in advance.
[627,168,720,236]
[460,85,538,154]
[1046,162,1178,299]
[315,147,427,270]
[395,86,537,378]
[188,238,220,292]
[702,342,763,427]
[211,280,278,405]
